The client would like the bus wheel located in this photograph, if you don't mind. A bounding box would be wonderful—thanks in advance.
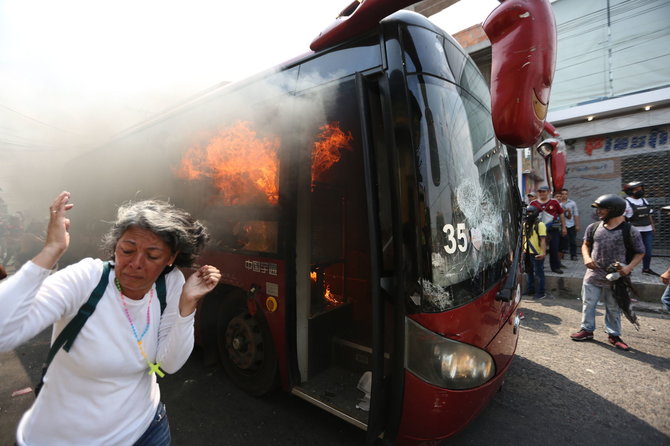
[217,290,278,396]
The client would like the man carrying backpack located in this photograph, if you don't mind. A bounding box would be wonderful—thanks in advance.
[623,181,658,276]
[570,194,645,351]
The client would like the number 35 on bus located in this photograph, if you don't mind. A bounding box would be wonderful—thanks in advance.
[69,0,559,444]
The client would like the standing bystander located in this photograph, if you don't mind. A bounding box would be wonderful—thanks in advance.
[523,206,547,300]
[560,188,580,260]
[570,194,645,350]
[530,185,567,273]
[526,191,537,205]
[623,181,658,276]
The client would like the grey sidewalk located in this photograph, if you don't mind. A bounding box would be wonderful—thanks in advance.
[541,254,670,313]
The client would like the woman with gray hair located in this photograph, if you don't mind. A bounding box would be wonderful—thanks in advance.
[0,191,221,445]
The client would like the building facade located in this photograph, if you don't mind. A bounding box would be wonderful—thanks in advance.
[453,0,670,254]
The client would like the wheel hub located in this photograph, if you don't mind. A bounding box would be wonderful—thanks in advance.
[225,313,264,371]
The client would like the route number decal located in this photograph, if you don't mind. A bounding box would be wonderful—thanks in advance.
[443,223,468,254]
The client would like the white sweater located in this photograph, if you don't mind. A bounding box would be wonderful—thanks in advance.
[0,258,195,445]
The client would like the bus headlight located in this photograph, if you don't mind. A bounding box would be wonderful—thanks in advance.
[405,317,495,390]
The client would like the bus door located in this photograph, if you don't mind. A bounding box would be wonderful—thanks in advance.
[290,72,394,439]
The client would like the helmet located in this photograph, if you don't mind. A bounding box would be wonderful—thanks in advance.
[525,205,539,221]
[591,194,626,220]
[623,181,644,196]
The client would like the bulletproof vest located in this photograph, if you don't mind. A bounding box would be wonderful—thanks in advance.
[626,198,651,227]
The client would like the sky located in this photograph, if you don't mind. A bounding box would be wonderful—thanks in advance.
[0,0,498,209]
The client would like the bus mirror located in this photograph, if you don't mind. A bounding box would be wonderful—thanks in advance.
[536,138,566,192]
[483,0,557,148]
[536,138,558,159]
[549,148,566,192]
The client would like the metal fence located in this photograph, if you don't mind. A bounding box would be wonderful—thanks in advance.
[622,150,670,256]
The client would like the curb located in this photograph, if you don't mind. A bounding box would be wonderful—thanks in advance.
[545,274,666,304]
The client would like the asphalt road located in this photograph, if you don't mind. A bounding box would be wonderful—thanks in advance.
[1,296,669,445]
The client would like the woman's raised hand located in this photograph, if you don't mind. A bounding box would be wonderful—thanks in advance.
[32,191,74,269]
[179,265,221,316]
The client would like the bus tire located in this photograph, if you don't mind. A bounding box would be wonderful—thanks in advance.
[216,289,278,396]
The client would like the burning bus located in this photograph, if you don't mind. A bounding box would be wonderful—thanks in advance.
[65,0,558,444]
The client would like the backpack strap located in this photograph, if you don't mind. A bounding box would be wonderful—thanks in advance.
[60,261,111,353]
[155,272,167,314]
[587,221,635,263]
[586,221,601,255]
[622,221,634,264]
[36,261,111,396]
[36,262,169,396]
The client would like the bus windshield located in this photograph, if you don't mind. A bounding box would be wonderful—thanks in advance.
[409,72,519,313]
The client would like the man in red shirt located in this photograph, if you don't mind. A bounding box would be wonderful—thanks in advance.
[530,185,567,274]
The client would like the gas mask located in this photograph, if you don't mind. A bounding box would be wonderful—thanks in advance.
[632,189,644,199]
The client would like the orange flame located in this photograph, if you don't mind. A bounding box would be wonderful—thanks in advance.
[311,122,353,187]
[176,121,280,205]
[323,284,339,305]
[310,270,342,305]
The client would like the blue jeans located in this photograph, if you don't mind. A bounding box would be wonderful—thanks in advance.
[639,230,653,270]
[525,254,545,297]
[133,402,171,446]
[580,282,622,336]
[661,286,670,312]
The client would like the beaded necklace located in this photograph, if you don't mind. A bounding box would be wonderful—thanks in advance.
[115,277,165,377]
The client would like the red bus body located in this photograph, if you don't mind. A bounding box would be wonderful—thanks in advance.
[64,1,556,444]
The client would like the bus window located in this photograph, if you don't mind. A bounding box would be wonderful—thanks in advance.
[171,103,288,255]
[296,35,382,92]
[408,74,515,312]
[402,26,455,84]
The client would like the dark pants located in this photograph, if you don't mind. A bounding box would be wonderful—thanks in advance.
[566,226,577,258]
[640,230,653,270]
[133,402,171,446]
[547,228,562,270]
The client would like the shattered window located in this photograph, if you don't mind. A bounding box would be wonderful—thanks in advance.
[409,75,515,312]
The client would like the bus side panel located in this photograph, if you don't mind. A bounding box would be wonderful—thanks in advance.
[197,251,288,388]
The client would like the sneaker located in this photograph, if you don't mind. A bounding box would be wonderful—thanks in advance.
[570,329,594,341]
[642,269,660,276]
[551,269,564,274]
[523,290,536,296]
[533,294,546,300]
[560,263,567,268]
[608,335,630,351]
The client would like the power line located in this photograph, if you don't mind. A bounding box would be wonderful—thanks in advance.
[0,104,80,135]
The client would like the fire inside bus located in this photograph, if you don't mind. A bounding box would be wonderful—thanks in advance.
[65,0,558,444]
